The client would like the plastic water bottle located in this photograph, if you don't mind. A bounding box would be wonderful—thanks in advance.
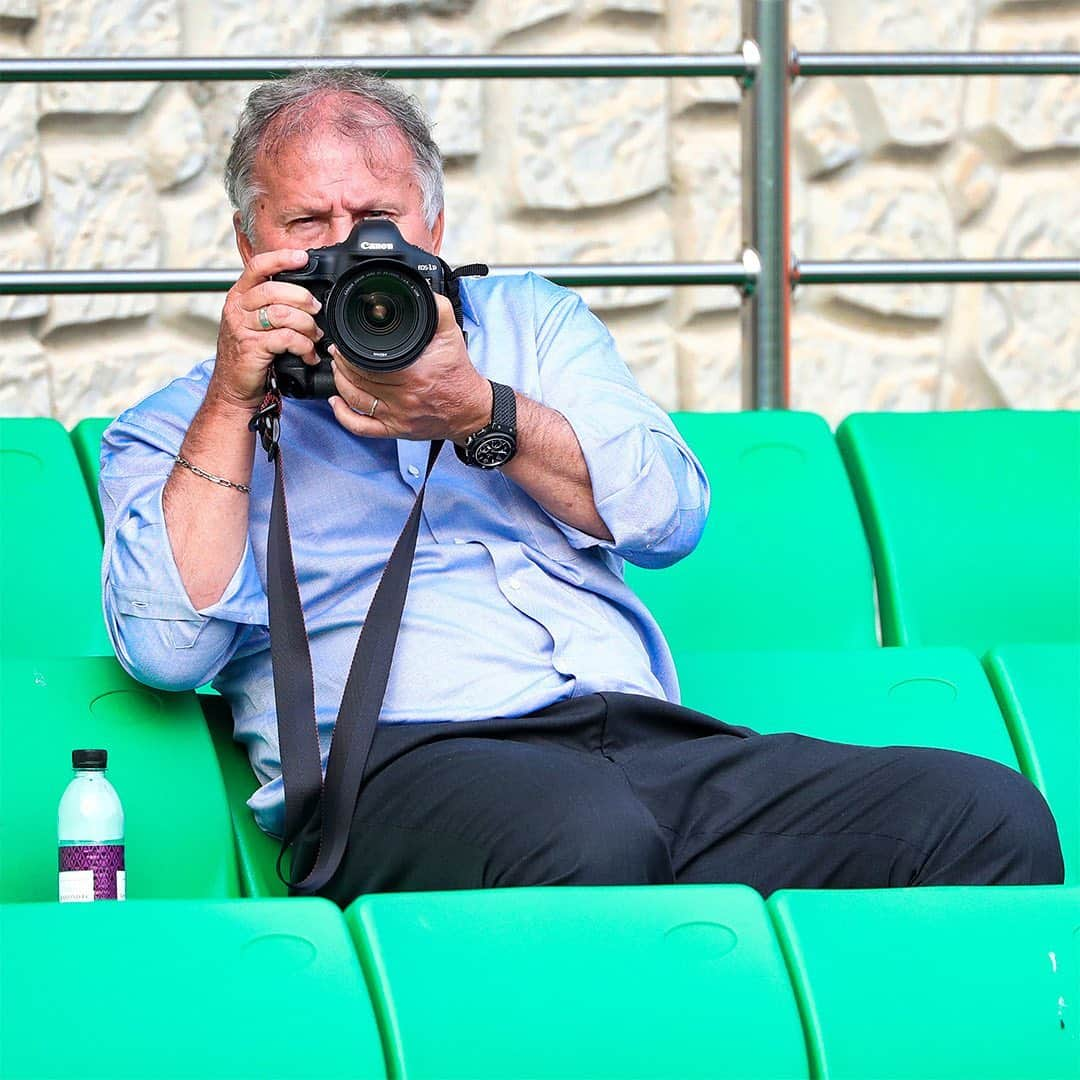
[58,749,126,902]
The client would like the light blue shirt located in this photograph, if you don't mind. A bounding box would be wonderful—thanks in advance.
[101,273,709,836]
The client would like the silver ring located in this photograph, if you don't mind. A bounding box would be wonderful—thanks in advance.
[367,397,380,418]
[257,306,274,331]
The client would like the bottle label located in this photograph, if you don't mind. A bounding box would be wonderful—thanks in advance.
[58,845,125,901]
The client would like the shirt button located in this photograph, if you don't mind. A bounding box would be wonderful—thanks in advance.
[454,538,467,545]
[407,465,420,478]
[509,579,522,591]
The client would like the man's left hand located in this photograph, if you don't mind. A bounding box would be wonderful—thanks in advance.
[328,293,491,444]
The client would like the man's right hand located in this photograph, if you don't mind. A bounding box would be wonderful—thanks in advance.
[211,248,324,409]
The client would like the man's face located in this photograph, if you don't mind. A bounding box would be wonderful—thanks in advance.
[235,121,444,263]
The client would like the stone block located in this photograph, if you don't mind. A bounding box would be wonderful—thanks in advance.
[793,79,861,178]
[331,0,476,14]
[582,0,663,13]
[39,144,161,331]
[36,0,180,115]
[411,21,486,160]
[676,319,742,411]
[490,0,574,40]
[137,86,208,192]
[601,311,678,412]
[0,82,41,215]
[966,21,1080,155]
[940,140,998,225]
[671,0,826,111]
[0,0,36,17]
[672,123,741,317]
[497,207,673,312]
[441,175,497,268]
[807,166,954,321]
[158,176,242,328]
[978,186,1079,409]
[790,312,942,428]
[182,0,325,54]
[509,33,668,210]
[48,328,212,428]
[826,0,974,147]
[0,224,48,323]
[0,332,50,418]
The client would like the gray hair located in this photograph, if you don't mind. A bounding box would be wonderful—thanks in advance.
[223,69,444,237]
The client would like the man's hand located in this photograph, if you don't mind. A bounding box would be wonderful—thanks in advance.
[328,293,491,443]
[211,248,324,410]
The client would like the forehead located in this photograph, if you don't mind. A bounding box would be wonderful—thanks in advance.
[252,118,421,210]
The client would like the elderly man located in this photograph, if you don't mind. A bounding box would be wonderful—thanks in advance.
[101,70,1063,905]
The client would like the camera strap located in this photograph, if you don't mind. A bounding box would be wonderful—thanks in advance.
[249,261,485,896]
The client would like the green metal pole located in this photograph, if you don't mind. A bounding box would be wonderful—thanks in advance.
[740,0,790,410]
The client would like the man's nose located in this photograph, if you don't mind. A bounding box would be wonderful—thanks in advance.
[326,214,361,246]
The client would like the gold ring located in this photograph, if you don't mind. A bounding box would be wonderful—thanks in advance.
[367,397,380,418]
[257,306,274,331]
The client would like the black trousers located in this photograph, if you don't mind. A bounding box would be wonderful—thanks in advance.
[297,693,1065,908]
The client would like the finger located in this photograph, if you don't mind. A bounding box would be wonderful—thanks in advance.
[328,395,388,439]
[433,290,457,330]
[330,356,378,407]
[236,248,310,292]
[242,281,323,316]
[245,303,323,341]
[260,328,319,363]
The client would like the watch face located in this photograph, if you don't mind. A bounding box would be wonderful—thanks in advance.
[473,432,516,468]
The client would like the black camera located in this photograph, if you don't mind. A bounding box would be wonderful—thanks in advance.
[272,219,450,399]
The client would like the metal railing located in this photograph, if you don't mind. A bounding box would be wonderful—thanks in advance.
[1,0,1078,408]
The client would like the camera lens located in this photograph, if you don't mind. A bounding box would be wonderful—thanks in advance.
[327,265,438,373]
[359,292,401,334]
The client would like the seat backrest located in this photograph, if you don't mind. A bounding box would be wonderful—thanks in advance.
[837,410,1080,654]
[985,642,1080,885]
[0,418,113,656]
[0,655,242,902]
[70,416,113,537]
[625,411,878,654]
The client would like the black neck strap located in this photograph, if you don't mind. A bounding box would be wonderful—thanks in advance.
[252,383,443,894]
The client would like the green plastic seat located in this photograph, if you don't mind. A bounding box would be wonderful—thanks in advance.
[985,643,1080,884]
[625,411,877,653]
[0,418,113,656]
[0,898,385,1079]
[347,884,809,1080]
[770,886,1080,1080]
[70,416,113,535]
[201,695,288,898]
[0,655,241,902]
[837,410,1080,655]
[675,646,1020,768]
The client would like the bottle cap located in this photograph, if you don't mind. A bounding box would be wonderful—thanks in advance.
[72,749,107,770]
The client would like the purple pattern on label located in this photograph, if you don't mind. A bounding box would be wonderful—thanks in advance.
[59,845,125,900]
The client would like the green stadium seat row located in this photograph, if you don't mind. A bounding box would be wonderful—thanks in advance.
[3,643,1074,910]
[9,410,1080,659]
[2,884,1077,1079]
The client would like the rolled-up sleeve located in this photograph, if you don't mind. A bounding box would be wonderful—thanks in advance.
[101,409,268,692]
[529,277,709,568]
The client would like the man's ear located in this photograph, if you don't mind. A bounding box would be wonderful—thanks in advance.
[430,209,445,256]
[234,212,254,266]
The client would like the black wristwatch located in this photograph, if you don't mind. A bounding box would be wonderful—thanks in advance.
[455,380,518,469]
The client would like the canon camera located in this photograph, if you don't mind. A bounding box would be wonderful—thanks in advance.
[271,219,451,399]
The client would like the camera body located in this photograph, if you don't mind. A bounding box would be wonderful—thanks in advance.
[272,219,448,399]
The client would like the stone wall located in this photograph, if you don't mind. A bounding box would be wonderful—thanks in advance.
[0,0,1076,426]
